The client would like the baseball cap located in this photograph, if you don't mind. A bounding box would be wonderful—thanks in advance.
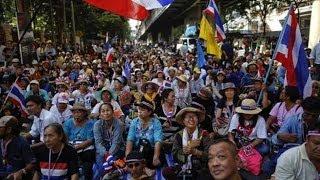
[57,92,69,104]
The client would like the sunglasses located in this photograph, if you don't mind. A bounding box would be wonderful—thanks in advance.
[79,83,88,86]
[127,162,141,169]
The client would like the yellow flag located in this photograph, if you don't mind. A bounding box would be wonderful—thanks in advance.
[199,15,222,59]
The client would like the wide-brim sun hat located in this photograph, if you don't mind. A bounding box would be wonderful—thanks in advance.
[175,107,205,125]
[134,100,155,112]
[141,81,159,93]
[176,75,188,83]
[235,98,262,115]
[198,87,212,99]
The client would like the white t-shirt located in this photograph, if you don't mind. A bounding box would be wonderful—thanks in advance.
[228,114,267,140]
[72,90,96,110]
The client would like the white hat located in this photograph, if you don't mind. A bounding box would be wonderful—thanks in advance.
[57,92,69,104]
[82,62,88,66]
[12,58,20,63]
[32,60,38,65]
[30,80,39,85]
[235,99,262,115]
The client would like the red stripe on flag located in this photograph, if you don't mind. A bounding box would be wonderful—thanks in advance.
[84,0,149,20]
[40,162,68,170]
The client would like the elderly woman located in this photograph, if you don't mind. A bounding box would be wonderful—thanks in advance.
[93,103,125,179]
[163,107,208,179]
[63,103,95,179]
[228,99,268,155]
[173,75,192,109]
[125,99,163,169]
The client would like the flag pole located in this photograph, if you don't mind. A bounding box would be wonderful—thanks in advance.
[0,77,19,112]
[257,4,294,106]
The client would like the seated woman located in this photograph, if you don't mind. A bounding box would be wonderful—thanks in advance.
[63,103,95,180]
[93,102,125,178]
[154,88,182,140]
[228,98,269,156]
[213,82,238,137]
[141,81,161,109]
[32,123,79,180]
[163,107,209,179]
[126,99,163,169]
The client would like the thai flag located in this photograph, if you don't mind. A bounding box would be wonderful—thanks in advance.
[106,47,115,62]
[7,83,28,116]
[122,58,131,78]
[274,5,312,98]
[203,0,226,42]
[84,0,174,20]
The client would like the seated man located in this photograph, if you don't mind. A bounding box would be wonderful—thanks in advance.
[205,139,266,180]
[124,151,154,180]
[263,97,320,176]
[274,120,320,179]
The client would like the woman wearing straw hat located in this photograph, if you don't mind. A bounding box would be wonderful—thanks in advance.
[228,98,269,155]
[173,75,192,109]
[213,82,238,137]
[126,99,163,169]
[163,107,208,179]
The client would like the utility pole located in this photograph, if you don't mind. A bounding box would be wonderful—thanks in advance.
[63,0,66,43]
[14,0,23,64]
[71,0,76,46]
[49,0,54,41]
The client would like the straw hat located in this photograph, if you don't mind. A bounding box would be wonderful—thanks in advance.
[175,107,205,125]
[176,75,188,83]
[141,81,159,93]
[235,99,262,115]
[134,99,155,112]
[193,67,201,74]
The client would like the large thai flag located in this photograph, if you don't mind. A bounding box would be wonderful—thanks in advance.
[203,0,226,42]
[7,83,28,116]
[274,5,312,98]
[84,0,174,20]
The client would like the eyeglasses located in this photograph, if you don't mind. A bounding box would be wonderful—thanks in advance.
[127,162,141,169]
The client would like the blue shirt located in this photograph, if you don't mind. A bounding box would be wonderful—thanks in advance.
[127,116,163,147]
[63,118,95,142]
[272,113,305,146]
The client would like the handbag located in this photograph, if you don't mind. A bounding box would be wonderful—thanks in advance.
[238,145,262,176]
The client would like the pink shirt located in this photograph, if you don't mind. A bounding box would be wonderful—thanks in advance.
[269,102,303,126]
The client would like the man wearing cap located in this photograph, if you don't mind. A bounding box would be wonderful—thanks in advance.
[274,120,320,179]
[189,67,204,97]
[125,151,153,180]
[50,92,73,124]
[0,116,35,179]
[24,80,50,102]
